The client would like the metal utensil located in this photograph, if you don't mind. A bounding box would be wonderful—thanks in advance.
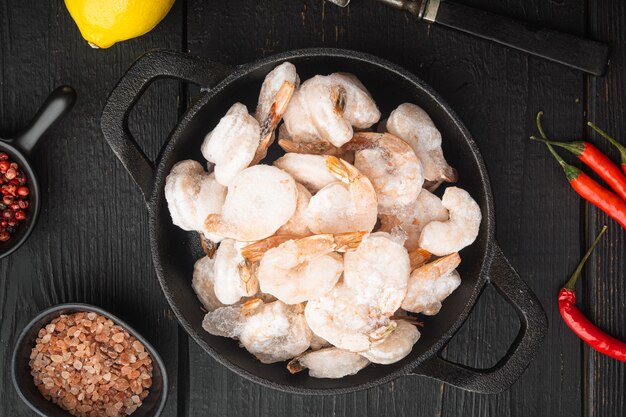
[327,0,610,76]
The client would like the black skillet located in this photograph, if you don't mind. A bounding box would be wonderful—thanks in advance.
[0,86,76,259]
[101,49,547,395]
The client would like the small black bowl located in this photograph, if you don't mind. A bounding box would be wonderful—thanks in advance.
[11,303,168,417]
[0,86,75,259]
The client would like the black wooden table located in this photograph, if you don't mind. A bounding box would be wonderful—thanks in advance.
[1,0,625,416]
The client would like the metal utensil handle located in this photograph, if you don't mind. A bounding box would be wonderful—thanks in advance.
[7,86,76,157]
[411,243,548,394]
[101,50,232,201]
[431,0,610,76]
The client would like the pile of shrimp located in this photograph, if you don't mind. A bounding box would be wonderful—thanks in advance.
[165,62,482,379]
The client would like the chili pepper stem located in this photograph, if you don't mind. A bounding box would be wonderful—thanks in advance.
[588,122,626,164]
[529,136,585,156]
[544,143,582,181]
[563,225,608,291]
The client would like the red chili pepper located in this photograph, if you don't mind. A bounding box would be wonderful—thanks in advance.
[559,226,626,363]
[536,113,626,229]
[588,122,626,177]
[530,136,626,202]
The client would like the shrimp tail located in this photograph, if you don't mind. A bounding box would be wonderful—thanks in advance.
[241,235,297,262]
[443,166,459,183]
[287,357,306,374]
[242,298,263,316]
[278,138,340,155]
[199,233,217,258]
[333,231,366,252]
[369,322,397,342]
[325,156,358,184]
[409,248,431,270]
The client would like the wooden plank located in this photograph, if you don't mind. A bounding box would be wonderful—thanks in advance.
[185,0,585,416]
[0,1,185,416]
[586,2,626,416]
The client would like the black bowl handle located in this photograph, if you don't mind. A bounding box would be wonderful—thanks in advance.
[101,50,232,201]
[410,243,548,393]
[5,86,76,157]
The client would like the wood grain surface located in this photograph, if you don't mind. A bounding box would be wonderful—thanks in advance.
[1,0,624,416]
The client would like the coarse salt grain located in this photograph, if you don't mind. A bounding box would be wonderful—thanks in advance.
[29,311,153,417]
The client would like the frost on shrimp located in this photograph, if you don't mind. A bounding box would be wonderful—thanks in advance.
[252,232,365,304]
[305,283,396,352]
[379,189,449,252]
[201,103,260,186]
[204,165,297,241]
[274,153,339,193]
[343,232,410,315]
[164,160,226,239]
[276,183,312,237]
[252,62,298,164]
[304,156,378,234]
[288,347,370,378]
[418,187,481,256]
[281,73,380,149]
[386,103,457,183]
[192,256,226,312]
[212,239,259,305]
[344,132,423,213]
[402,253,462,315]
[360,320,420,364]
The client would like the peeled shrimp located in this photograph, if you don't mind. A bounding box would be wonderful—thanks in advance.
[165,160,226,238]
[252,62,298,164]
[240,300,312,363]
[201,103,260,186]
[282,73,379,149]
[204,165,297,241]
[360,320,420,364]
[212,239,259,305]
[418,187,481,256]
[287,347,370,378]
[254,232,364,304]
[386,103,457,183]
[343,232,410,315]
[304,156,378,234]
[379,189,449,252]
[276,183,312,237]
[402,253,461,315]
[202,299,312,363]
[344,132,423,213]
[274,153,339,193]
[305,283,396,352]
[192,256,226,312]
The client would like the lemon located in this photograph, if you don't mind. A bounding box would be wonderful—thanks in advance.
[64,0,175,48]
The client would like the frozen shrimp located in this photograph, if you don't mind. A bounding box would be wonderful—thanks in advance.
[204,165,297,241]
[239,300,312,363]
[304,156,378,234]
[329,73,380,128]
[254,232,365,304]
[305,283,397,352]
[386,103,457,183]
[344,132,423,212]
[192,256,226,312]
[252,62,298,164]
[212,239,259,305]
[201,103,260,186]
[379,189,449,251]
[360,320,420,364]
[418,187,481,256]
[165,160,226,239]
[277,124,342,156]
[274,153,339,193]
[287,347,370,378]
[401,253,461,315]
[343,232,411,315]
[276,183,313,237]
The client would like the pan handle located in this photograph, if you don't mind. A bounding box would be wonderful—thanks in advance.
[101,50,232,201]
[409,243,548,393]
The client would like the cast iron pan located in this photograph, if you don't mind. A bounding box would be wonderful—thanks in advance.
[101,49,547,395]
[0,86,76,259]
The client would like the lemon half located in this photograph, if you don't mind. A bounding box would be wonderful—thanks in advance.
[65,0,175,48]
